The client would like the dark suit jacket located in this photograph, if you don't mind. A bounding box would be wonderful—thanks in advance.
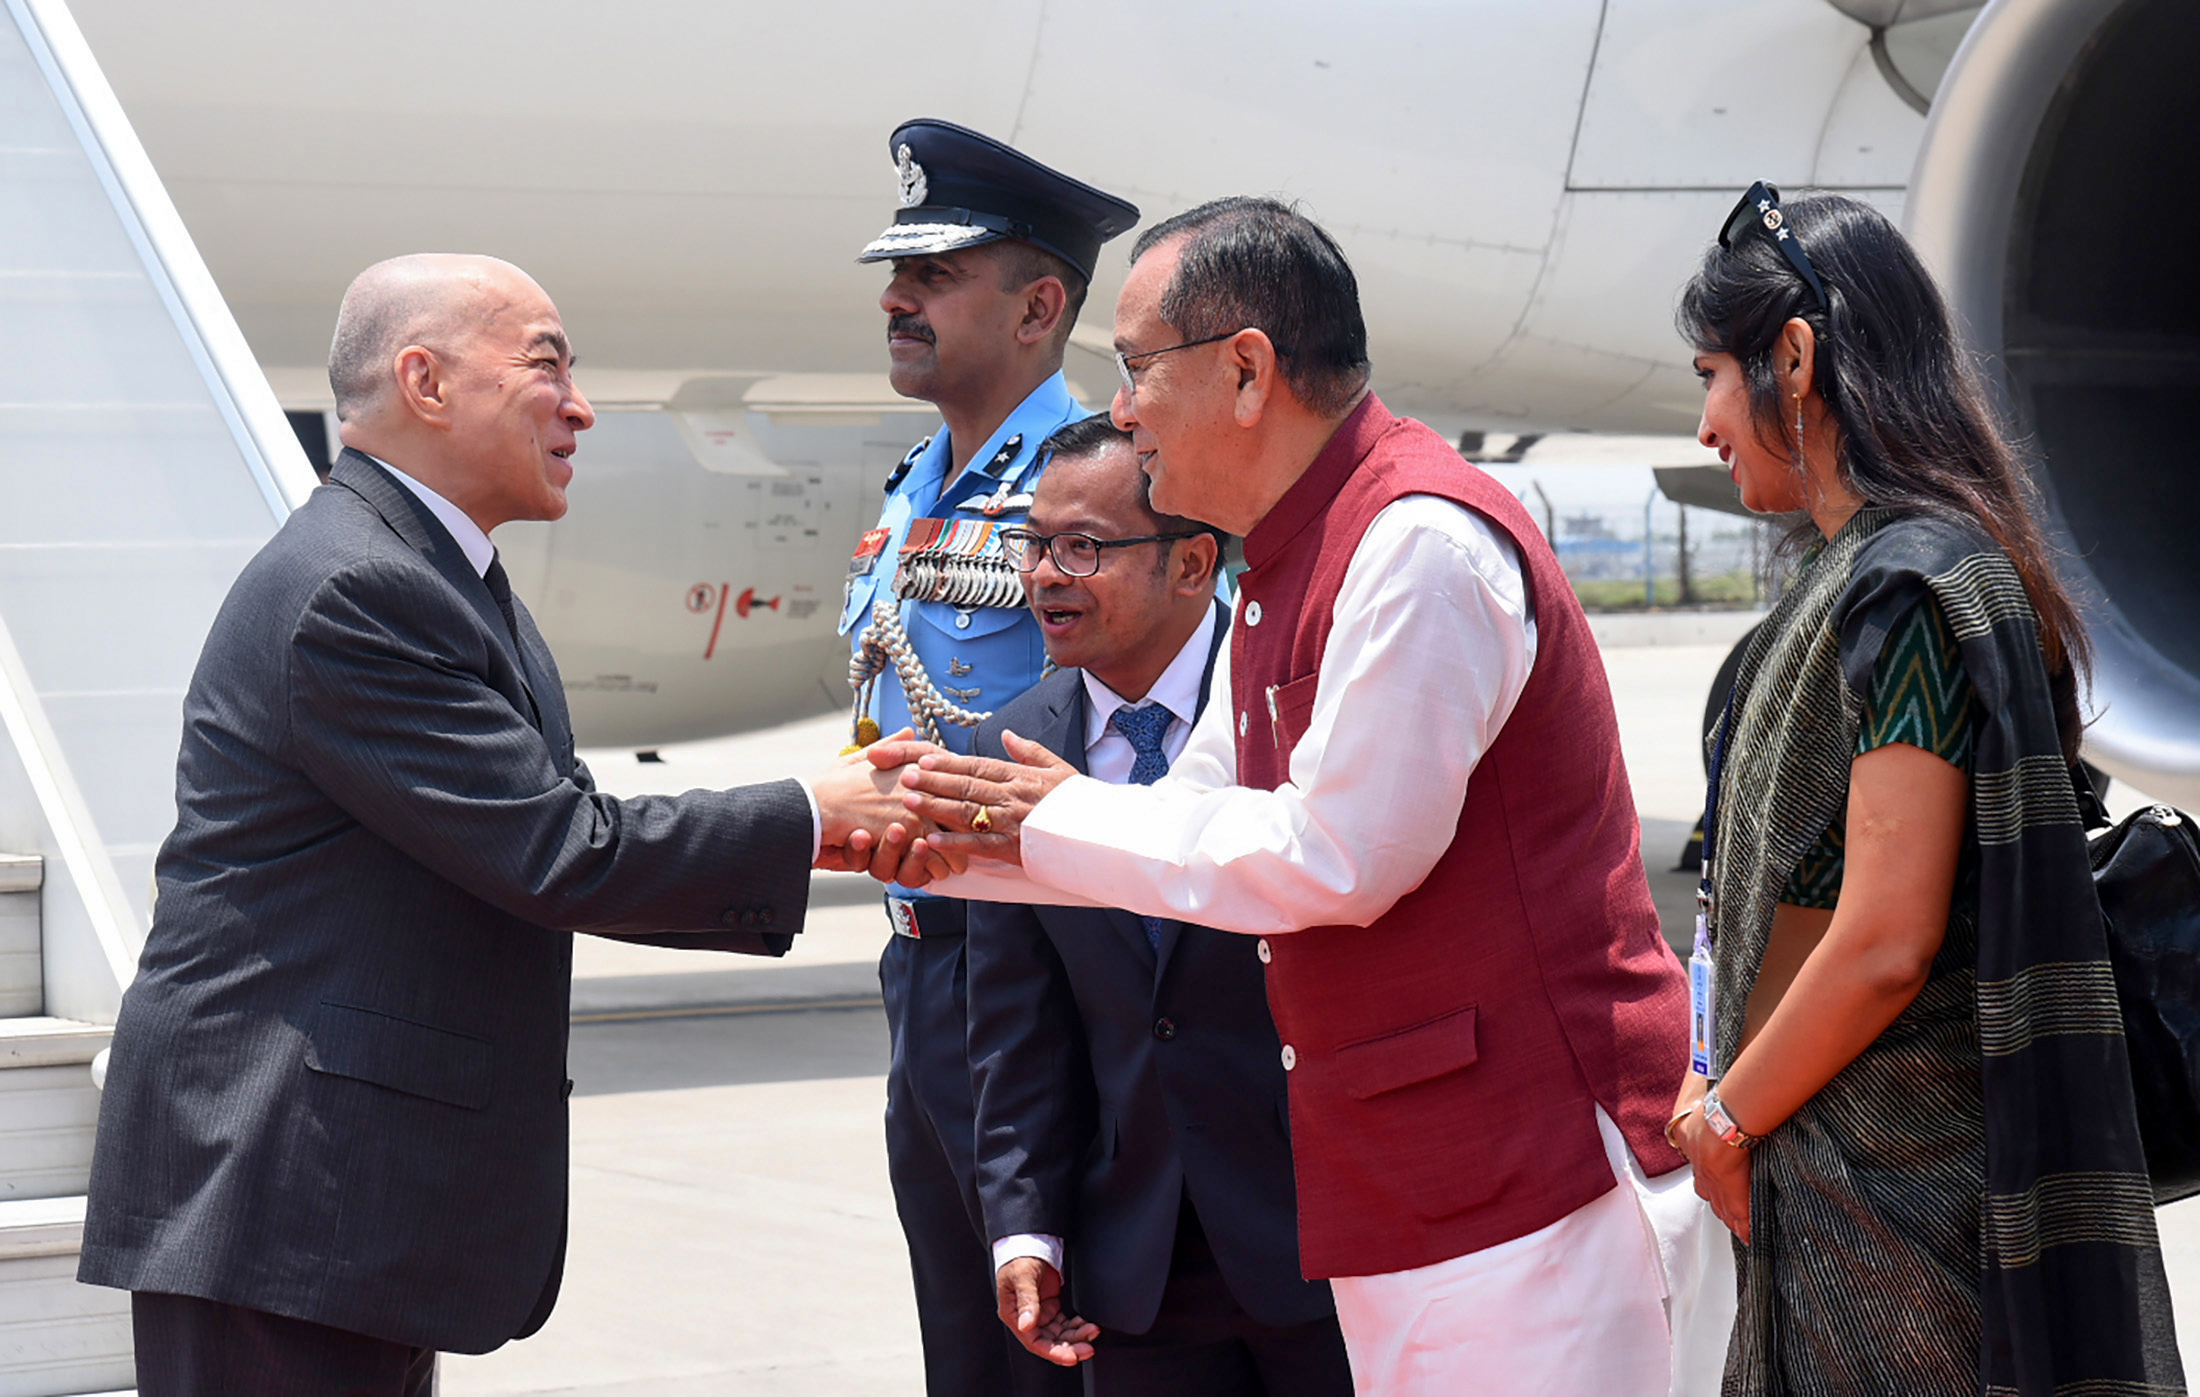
[79,451,814,1353]
[965,602,1332,1335]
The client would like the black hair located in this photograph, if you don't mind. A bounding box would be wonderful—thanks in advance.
[1129,197,1370,416]
[1677,191,2091,754]
[992,240,1090,343]
[1038,413,1230,569]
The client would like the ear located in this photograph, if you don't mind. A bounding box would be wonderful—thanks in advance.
[1015,276,1070,348]
[392,344,454,427]
[1173,533,1220,598]
[1228,328,1280,427]
[1779,317,1818,401]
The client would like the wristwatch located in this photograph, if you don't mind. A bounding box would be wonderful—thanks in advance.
[1701,1086,1762,1150]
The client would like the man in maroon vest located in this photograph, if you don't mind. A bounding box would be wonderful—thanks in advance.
[875,198,1724,1394]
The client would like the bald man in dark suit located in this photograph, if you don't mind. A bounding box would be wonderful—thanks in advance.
[78,255,912,1396]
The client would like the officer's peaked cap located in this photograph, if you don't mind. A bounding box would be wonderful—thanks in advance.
[856,119,1139,281]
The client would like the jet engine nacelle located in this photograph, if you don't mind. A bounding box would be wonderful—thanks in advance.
[1905,0,2200,806]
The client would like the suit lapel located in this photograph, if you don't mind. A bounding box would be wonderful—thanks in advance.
[1044,675,1090,778]
[330,450,545,735]
[1044,677,1158,964]
[1152,602,1233,982]
[511,596,573,769]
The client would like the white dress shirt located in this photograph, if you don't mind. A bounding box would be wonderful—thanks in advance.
[372,454,494,577]
[362,454,824,855]
[1078,606,1214,782]
[936,495,1536,933]
[989,611,1218,1279]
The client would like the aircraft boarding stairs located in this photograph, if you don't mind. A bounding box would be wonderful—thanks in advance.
[0,0,318,1389]
[0,860,129,1397]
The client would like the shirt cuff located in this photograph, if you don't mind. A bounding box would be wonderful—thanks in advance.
[992,1233,1065,1276]
[800,780,821,862]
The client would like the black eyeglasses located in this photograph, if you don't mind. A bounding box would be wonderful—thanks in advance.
[997,527,1200,578]
[1719,181,1830,312]
[1113,330,1293,396]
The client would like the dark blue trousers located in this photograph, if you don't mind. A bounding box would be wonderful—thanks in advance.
[881,921,1081,1397]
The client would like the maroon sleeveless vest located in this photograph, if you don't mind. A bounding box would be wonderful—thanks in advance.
[1235,395,1688,1279]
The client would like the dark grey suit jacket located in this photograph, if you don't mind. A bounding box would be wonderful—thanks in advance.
[79,451,813,1353]
[966,602,1333,1335]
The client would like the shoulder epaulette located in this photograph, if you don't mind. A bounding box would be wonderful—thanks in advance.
[884,435,932,493]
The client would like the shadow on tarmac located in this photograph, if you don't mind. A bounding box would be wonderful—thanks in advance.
[571,1004,888,1097]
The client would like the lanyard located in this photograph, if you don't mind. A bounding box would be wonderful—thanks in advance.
[1696,685,1740,944]
[1689,685,1740,1078]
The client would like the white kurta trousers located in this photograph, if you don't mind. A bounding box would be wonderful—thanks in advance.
[1328,1108,1739,1397]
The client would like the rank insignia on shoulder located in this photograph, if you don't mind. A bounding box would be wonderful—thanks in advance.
[884,436,931,493]
[986,435,1023,473]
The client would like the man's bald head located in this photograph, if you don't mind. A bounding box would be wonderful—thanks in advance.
[327,254,544,422]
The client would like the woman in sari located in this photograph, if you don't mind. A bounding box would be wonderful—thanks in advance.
[1665,185,2183,1395]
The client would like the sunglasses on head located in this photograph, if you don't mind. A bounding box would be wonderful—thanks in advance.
[1719,181,1830,312]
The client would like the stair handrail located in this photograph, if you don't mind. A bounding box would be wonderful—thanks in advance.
[0,608,139,1002]
[8,0,319,518]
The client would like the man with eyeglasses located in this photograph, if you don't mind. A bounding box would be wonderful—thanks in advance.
[840,118,1137,1397]
[965,413,1352,1396]
[881,198,1721,1395]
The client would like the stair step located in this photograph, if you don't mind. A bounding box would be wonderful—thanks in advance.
[0,1197,133,1397]
[0,1023,107,1073]
[0,1025,106,1206]
[0,1199,80,1263]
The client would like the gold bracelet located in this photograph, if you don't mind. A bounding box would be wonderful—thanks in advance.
[1665,1103,1698,1152]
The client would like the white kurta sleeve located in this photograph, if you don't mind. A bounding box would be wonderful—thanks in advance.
[1001,496,1537,936]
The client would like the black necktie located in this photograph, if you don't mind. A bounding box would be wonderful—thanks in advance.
[483,554,523,650]
[482,553,546,734]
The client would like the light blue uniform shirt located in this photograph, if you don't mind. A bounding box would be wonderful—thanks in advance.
[840,373,1084,901]
[839,371,1083,756]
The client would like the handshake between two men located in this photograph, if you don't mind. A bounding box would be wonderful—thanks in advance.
[815,727,1072,885]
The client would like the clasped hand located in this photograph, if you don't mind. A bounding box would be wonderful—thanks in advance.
[810,729,940,878]
[815,730,1078,886]
[855,732,1077,886]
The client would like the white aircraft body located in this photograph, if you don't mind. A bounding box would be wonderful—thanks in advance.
[47,0,2200,804]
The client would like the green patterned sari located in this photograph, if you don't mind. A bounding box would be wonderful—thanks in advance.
[1707,509,2182,1397]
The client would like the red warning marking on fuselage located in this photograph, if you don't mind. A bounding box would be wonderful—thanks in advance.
[703,586,782,660]
[685,583,717,614]
[703,582,731,660]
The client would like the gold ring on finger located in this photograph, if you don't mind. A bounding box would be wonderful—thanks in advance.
[971,804,994,833]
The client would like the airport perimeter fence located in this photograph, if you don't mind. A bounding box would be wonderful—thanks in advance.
[1510,494,1783,612]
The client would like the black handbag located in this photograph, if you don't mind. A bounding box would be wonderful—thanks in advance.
[2087,797,2200,1203]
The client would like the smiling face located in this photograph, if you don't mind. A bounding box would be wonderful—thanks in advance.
[1694,350,1807,516]
[878,245,1029,406]
[442,265,593,527]
[1107,238,1249,530]
[1022,439,1215,694]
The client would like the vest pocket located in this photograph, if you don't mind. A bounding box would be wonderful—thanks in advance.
[1266,671,1320,753]
[304,1000,492,1110]
[1335,1005,1478,1100]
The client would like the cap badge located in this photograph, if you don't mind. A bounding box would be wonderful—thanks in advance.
[896,144,928,208]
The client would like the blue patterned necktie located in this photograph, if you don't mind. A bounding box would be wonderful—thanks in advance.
[1109,703,1175,951]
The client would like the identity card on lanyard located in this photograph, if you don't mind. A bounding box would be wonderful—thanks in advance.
[1691,689,1738,1078]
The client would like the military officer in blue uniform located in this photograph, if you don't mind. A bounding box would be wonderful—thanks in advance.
[842,118,1138,1397]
